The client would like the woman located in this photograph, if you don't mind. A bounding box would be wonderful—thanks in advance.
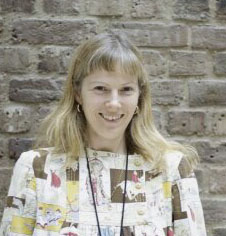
[0,33,207,235]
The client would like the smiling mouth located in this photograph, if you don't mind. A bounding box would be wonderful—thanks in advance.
[99,113,124,121]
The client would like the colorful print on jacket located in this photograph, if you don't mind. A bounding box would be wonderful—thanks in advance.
[0,147,207,236]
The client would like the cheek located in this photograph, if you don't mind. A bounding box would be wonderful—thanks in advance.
[82,100,101,121]
[82,95,100,110]
[125,96,139,109]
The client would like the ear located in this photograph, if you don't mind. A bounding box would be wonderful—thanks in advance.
[75,91,82,105]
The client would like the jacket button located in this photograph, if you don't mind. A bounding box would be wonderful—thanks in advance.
[135,183,142,189]
[137,209,145,215]
[134,159,141,166]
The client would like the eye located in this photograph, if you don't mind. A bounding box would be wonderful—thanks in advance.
[94,86,108,91]
[121,86,134,93]
[123,87,134,91]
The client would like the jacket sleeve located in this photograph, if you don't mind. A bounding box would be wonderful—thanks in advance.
[0,150,37,235]
[172,157,207,236]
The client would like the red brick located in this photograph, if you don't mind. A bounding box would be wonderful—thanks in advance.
[0,74,9,103]
[9,77,63,103]
[151,81,184,105]
[0,18,3,35]
[189,81,226,106]
[0,138,14,169]
[131,0,169,19]
[43,0,80,15]
[87,0,123,16]
[152,109,162,131]
[209,168,226,194]
[0,168,12,198]
[216,0,226,19]
[214,52,226,75]
[141,50,166,76]
[169,50,207,76]
[12,19,97,45]
[203,199,226,224]
[112,23,188,47]
[31,105,52,134]
[0,105,31,133]
[8,138,34,160]
[38,46,73,74]
[166,111,206,136]
[192,26,226,49]
[208,112,226,136]
[173,0,209,21]
[0,0,34,13]
[212,228,226,236]
[0,139,7,160]
[192,141,226,164]
[194,169,208,194]
[0,47,30,73]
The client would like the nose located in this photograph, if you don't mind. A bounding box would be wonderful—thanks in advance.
[105,90,121,110]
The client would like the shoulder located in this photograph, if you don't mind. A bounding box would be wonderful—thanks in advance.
[163,150,194,180]
[15,147,56,173]
[15,147,67,178]
[16,147,52,164]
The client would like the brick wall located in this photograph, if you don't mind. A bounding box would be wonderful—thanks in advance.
[0,0,226,235]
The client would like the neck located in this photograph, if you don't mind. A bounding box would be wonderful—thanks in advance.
[87,136,127,155]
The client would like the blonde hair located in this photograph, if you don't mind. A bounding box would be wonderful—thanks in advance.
[34,32,199,173]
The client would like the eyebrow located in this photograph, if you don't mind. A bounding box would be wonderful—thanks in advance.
[89,81,138,85]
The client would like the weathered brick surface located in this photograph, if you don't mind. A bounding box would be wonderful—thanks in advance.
[151,81,184,105]
[152,110,162,131]
[38,46,73,74]
[0,105,31,133]
[0,74,9,103]
[216,0,226,19]
[208,112,226,136]
[194,169,207,194]
[87,0,123,16]
[8,138,33,160]
[0,167,13,220]
[9,77,63,103]
[209,168,226,194]
[192,26,226,49]
[43,0,80,15]
[0,139,14,168]
[214,52,226,75]
[169,50,207,76]
[212,228,226,236]
[35,106,52,121]
[142,50,166,76]
[12,19,97,45]
[193,141,226,164]
[131,0,169,19]
[0,47,30,73]
[189,81,226,106]
[166,111,206,136]
[0,139,7,160]
[0,0,225,232]
[0,168,12,199]
[30,105,52,135]
[173,0,209,21]
[0,18,3,35]
[0,0,34,13]
[203,200,226,224]
[113,23,188,47]
[0,198,5,218]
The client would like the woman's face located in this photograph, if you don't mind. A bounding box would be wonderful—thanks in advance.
[77,70,140,146]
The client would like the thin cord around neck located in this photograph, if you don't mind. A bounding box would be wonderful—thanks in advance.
[85,148,128,236]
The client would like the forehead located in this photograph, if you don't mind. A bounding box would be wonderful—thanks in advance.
[83,70,138,85]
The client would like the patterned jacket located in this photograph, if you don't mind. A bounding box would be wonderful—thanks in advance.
[0,147,207,235]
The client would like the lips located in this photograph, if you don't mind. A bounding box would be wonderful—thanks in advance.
[99,113,124,121]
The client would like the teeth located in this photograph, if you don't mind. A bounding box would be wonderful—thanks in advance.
[101,114,122,121]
